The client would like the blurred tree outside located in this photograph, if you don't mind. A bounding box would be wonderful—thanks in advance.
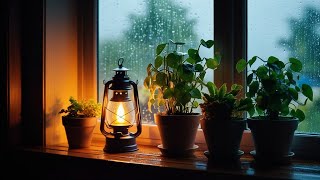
[278,6,320,133]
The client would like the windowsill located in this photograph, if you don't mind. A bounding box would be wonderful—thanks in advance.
[7,142,320,180]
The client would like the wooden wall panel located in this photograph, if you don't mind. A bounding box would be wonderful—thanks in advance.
[45,0,79,146]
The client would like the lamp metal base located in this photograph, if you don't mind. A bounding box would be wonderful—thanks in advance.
[103,135,138,153]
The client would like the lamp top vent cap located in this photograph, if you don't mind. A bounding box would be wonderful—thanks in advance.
[113,58,130,71]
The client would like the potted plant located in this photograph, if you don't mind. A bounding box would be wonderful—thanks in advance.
[144,39,218,157]
[199,82,253,165]
[59,96,102,149]
[236,56,313,165]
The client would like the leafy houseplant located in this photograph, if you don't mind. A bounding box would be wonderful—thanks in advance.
[59,96,102,149]
[200,82,253,164]
[144,39,219,156]
[236,56,313,164]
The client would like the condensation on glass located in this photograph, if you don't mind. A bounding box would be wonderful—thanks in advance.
[248,0,320,133]
[98,0,214,124]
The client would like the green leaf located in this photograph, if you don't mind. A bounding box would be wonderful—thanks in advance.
[295,109,305,122]
[288,88,298,100]
[274,60,285,69]
[156,43,166,55]
[188,49,201,63]
[248,56,257,67]
[154,55,163,68]
[289,58,302,72]
[248,106,256,117]
[280,104,290,116]
[286,71,293,82]
[166,53,179,68]
[195,64,204,72]
[236,59,247,73]
[186,57,196,64]
[218,83,227,98]
[302,84,313,101]
[267,56,279,64]
[190,88,201,99]
[192,101,199,108]
[256,66,268,78]
[178,64,194,82]
[201,39,214,48]
[206,58,219,70]
[207,82,217,96]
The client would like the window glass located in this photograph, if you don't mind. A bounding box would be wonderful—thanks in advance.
[98,0,213,124]
[248,0,320,133]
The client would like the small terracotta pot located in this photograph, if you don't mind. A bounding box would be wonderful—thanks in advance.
[62,116,97,149]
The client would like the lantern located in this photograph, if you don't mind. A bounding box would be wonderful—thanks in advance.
[100,58,141,153]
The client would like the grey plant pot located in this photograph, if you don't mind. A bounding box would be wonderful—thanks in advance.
[201,118,246,164]
[154,113,201,157]
[247,117,298,165]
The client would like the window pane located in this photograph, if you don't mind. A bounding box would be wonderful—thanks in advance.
[98,0,213,124]
[248,0,320,133]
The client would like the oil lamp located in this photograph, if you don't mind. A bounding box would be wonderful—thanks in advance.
[100,58,141,153]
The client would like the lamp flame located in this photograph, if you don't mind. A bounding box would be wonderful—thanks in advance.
[116,103,125,124]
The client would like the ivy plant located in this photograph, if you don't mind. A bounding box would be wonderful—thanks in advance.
[200,83,253,121]
[144,39,220,115]
[236,56,313,121]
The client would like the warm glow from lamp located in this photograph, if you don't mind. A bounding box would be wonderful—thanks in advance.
[116,103,125,124]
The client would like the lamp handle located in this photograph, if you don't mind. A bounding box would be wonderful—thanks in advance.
[129,80,142,138]
[100,80,113,137]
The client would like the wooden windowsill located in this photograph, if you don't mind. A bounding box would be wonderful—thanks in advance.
[7,142,320,180]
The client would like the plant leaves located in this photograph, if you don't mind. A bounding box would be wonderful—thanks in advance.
[166,53,179,68]
[295,109,305,122]
[207,82,217,96]
[302,84,313,101]
[289,58,303,72]
[206,58,219,70]
[248,56,257,67]
[267,56,279,64]
[201,39,214,48]
[188,49,201,63]
[154,55,163,68]
[218,83,227,99]
[156,43,166,55]
[288,88,298,100]
[236,59,247,73]
[195,64,204,72]
[186,57,195,64]
[190,88,201,99]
